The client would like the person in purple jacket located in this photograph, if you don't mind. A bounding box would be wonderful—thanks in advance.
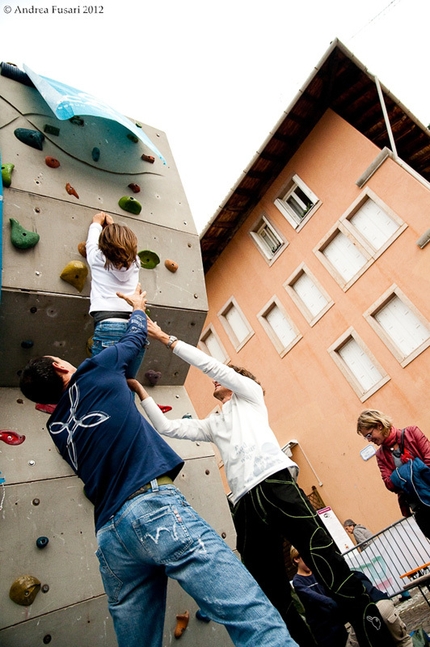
[19,284,298,647]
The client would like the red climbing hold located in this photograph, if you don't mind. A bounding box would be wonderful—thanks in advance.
[158,405,172,413]
[141,154,155,163]
[35,403,57,414]
[0,430,26,445]
[65,183,79,199]
[128,183,141,193]
[45,156,60,168]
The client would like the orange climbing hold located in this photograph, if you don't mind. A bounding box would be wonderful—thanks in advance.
[174,611,189,639]
[141,153,155,163]
[164,259,178,273]
[65,183,79,199]
[78,242,87,258]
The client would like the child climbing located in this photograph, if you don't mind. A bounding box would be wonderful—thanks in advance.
[85,211,146,377]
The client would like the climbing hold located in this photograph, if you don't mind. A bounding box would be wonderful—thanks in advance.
[138,250,160,269]
[174,611,189,639]
[10,218,40,249]
[1,163,14,187]
[0,430,26,445]
[21,340,34,349]
[145,370,161,386]
[44,124,60,136]
[65,183,79,199]
[128,183,140,193]
[77,242,87,258]
[35,403,56,414]
[86,336,93,357]
[118,196,142,215]
[60,260,88,292]
[92,147,100,162]
[182,413,193,419]
[164,259,178,273]
[141,153,155,163]
[45,156,60,168]
[196,609,210,622]
[9,575,41,606]
[36,536,49,549]
[127,133,139,143]
[69,116,84,126]
[14,128,45,150]
[158,405,172,413]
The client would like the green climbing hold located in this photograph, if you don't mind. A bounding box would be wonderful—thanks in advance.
[1,163,14,187]
[14,128,45,150]
[10,218,40,249]
[60,261,88,292]
[118,196,142,215]
[138,250,160,269]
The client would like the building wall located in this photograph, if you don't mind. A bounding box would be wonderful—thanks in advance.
[185,108,430,533]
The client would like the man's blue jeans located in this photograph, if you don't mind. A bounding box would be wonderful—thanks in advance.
[92,319,146,378]
[96,483,298,647]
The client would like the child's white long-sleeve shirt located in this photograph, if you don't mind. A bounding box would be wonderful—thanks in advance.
[86,222,140,313]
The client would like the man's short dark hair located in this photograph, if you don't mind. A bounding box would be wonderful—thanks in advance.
[19,357,64,404]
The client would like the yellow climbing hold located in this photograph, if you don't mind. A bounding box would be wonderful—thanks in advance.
[9,575,41,606]
[60,260,88,292]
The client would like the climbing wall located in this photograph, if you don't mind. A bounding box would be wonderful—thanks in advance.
[0,63,236,647]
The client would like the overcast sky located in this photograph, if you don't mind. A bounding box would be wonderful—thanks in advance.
[1,0,429,233]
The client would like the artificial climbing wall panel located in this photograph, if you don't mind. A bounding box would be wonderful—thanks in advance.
[0,65,236,647]
[0,387,236,647]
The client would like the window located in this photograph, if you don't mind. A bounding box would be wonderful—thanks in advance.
[364,286,430,367]
[328,328,390,401]
[342,189,406,254]
[250,215,287,263]
[315,190,406,290]
[218,298,254,351]
[284,264,334,325]
[274,174,321,230]
[315,228,370,288]
[257,298,302,356]
[199,325,229,363]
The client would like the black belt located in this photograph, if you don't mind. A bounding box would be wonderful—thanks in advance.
[127,476,173,500]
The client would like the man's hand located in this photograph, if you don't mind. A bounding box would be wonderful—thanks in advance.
[92,212,114,227]
[117,283,147,312]
[146,317,176,348]
[147,317,164,340]
[127,378,149,400]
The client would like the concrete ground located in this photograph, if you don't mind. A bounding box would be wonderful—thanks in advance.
[396,588,430,636]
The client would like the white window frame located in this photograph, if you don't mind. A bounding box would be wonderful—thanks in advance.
[341,188,406,255]
[284,263,334,326]
[218,297,254,351]
[257,297,302,357]
[314,225,372,290]
[328,327,390,401]
[363,285,430,367]
[274,174,321,231]
[249,214,287,264]
[199,324,229,363]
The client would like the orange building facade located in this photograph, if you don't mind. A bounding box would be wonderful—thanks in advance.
[185,42,430,533]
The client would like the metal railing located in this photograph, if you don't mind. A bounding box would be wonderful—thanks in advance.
[342,517,430,597]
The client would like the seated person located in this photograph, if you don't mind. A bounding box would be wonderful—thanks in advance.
[290,546,349,647]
